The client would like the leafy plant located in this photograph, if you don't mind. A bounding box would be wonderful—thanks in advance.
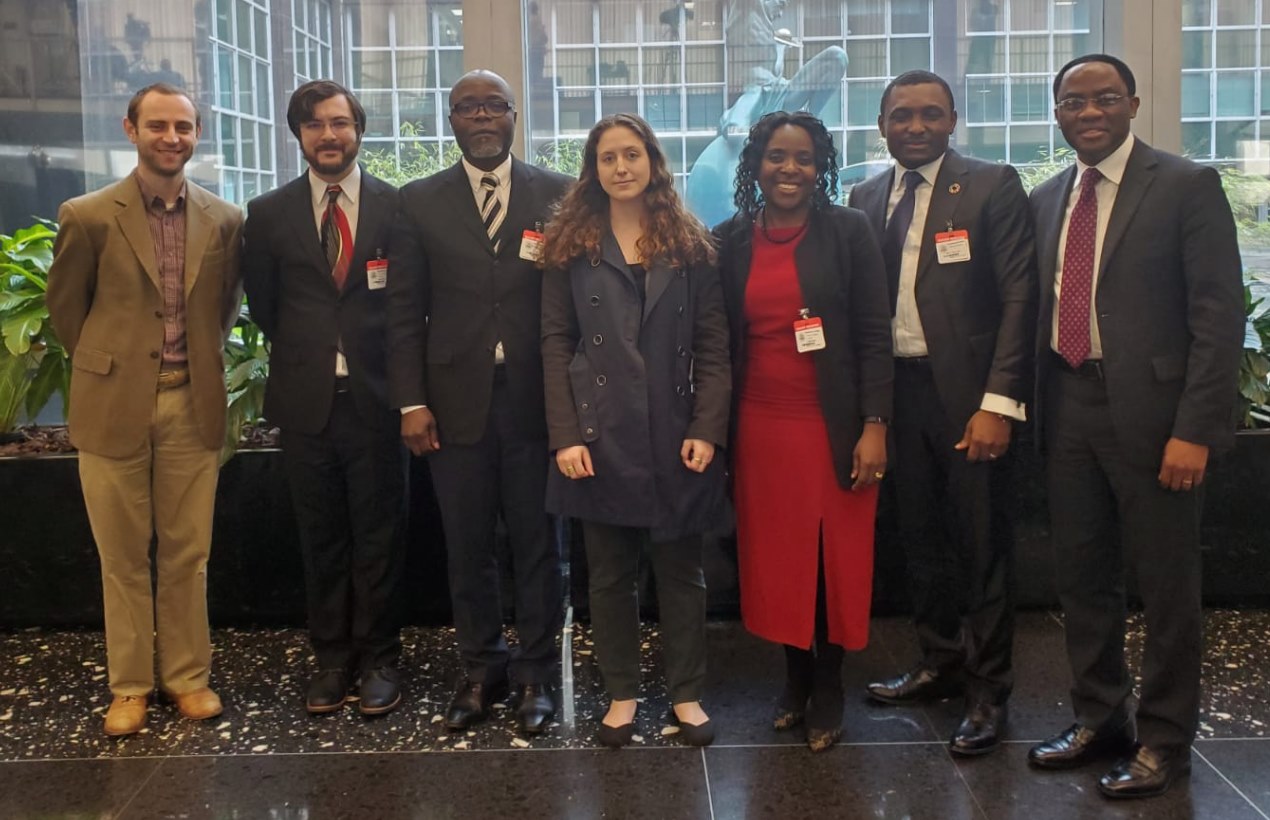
[534,138,584,177]
[0,219,69,433]
[1240,271,1270,428]
[360,124,464,187]
[221,300,269,463]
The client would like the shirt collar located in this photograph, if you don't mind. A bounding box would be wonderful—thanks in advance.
[892,153,945,194]
[1077,132,1134,187]
[309,163,361,210]
[134,172,186,212]
[462,155,512,195]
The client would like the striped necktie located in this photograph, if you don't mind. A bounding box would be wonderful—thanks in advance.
[480,173,505,253]
[321,184,352,289]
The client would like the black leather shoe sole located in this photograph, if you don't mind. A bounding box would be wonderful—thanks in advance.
[306,698,347,715]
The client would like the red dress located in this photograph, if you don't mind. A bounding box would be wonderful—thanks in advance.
[734,224,879,650]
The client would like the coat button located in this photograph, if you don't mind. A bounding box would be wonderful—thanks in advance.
[154,310,163,319]
[596,375,607,386]
[675,385,685,396]
[677,269,687,278]
[677,346,687,357]
[590,295,601,306]
[585,426,594,435]
[150,351,159,359]
[593,334,603,345]
[581,402,590,410]
[677,305,684,316]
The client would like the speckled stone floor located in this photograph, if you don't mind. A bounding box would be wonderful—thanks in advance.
[2,611,1269,819]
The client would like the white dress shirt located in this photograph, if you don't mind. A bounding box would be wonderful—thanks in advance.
[885,154,1025,421]
[309,164,361,377]
[1051,133,1136,359]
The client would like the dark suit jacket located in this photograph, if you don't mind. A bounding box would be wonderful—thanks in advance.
[242,169,400,434]
[1030,139,1244,466]
[849,149,1038,431]
[714,206,893,489]
[387,158,572,445]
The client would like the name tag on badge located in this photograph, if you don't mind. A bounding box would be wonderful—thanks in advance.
[367,259,388,290]
[935,229,971,264]
[794,316,827,353]
[519,229,545,262]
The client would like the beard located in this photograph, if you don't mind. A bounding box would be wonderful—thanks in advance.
[304,141,359,177]
[464,133,508,160]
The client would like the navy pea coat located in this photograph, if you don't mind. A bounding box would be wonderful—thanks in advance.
[541,231,732,542]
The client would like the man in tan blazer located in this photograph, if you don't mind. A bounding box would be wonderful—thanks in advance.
[47,83,243,737]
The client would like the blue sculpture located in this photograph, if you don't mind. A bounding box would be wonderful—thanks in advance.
[686,0,849,228]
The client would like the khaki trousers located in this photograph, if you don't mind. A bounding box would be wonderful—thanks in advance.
[78,383,220,697]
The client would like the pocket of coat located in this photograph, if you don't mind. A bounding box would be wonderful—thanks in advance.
[1151,354,1186,382]
[72,347,112,375]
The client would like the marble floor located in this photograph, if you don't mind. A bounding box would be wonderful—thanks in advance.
[2,611,1269,819]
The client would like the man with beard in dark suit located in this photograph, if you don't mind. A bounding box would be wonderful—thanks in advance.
[387,70,571,735]
[243,80,406,716]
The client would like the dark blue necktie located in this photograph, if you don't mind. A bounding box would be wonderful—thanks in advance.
[883,170,924,285]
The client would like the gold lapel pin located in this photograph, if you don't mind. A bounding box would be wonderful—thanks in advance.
[948,182,962,194]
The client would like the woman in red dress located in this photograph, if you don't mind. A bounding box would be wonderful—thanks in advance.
[715,112,893,751]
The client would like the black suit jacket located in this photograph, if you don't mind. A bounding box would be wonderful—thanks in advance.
[1030,139,1244,466]
[242,168,400,434]
[849,149,1038,430]
[387,158,572,445]
[714,206,893,489]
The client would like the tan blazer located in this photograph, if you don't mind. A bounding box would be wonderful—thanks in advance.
[47,175,244,458]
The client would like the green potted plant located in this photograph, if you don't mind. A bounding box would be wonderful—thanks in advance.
[0,220,69,436]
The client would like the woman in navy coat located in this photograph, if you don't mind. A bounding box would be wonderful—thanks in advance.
[540,113,731,748]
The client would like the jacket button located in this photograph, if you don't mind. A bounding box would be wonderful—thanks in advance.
[596,375,607,386]
[590,295,601,306]
[677,305,684,316]
[154,310,163,319]
[675,385,685,396]
[593,334,603,345]
[585,426,594,435]
[580,402,590,410]
[677,269,687,278]
[677,346,687,357]
[150,351,160,359]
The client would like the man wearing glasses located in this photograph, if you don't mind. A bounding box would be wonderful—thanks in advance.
[1028,54,1243,798]
[242,80,407,717]
[388,70,571,735]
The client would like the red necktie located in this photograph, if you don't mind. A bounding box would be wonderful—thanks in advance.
[1057,168,1102,367]
[321,185,352,289]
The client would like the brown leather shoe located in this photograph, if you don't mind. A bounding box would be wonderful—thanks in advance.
[104,695,148,736]
[169,687,223,721]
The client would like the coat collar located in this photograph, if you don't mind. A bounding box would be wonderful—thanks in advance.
[112,175,215,297]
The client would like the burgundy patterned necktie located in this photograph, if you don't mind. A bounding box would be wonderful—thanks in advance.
[1057,167,1102,367]
[321,184,352,289]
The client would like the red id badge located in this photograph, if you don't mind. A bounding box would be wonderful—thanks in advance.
[793,316,826,352]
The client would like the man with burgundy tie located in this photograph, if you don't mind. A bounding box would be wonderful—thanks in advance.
[1027,54,1243,798]
[242,80,407,716]
[848,70,1037,756]
[387,70,571,735]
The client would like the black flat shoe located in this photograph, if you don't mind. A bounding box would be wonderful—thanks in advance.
[358,667,402,716]
[669,708,715,747]
[515,683,556,735]
[950,700,1007,757]
[305,669,349,714]
[867,666,963,705]
[598,720,636,748]
[1029,721,1137,770]
[1098,745,1192,799]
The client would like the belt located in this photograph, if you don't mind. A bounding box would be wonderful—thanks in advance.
[894,356,930,368]
[1050,350,1104,381]
[156,367,190,390]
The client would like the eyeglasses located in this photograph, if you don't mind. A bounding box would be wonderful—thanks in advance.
[451,100,515,118]
[1055,94,1127,113]
[301,118,357,134]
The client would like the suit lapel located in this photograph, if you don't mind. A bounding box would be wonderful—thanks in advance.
[347,171,390,292]
[113,178,161,292]
[444,162,496,254]
[1036,167,1077,320]
[283,175,333,279]
[643,262,674,324]
[182,185,213,297]
[497,160,534,259]
[916,151,968,286]
[1098,140,1156,283]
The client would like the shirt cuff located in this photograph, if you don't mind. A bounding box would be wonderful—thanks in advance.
[980,393,1026,422]
[400,404,427,415]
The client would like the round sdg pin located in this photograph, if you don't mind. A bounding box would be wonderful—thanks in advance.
[948,182,961,194]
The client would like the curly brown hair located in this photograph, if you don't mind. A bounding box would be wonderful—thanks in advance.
[539,113,716,270]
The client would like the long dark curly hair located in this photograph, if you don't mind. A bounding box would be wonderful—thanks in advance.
[733,111,839,221]
[540,113,715,270]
